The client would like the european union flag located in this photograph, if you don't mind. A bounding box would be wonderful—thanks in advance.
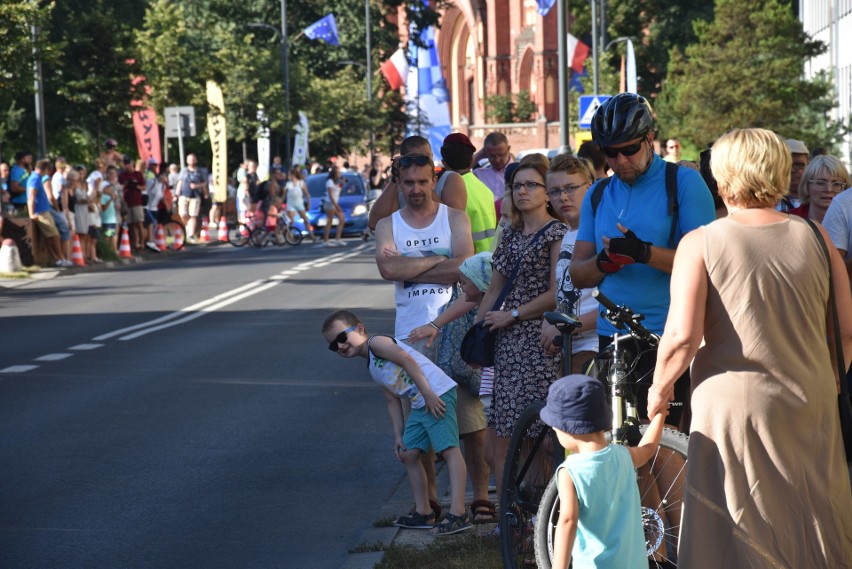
[537,0,556,16]
[304,14,339,46]
[570,67,587,93]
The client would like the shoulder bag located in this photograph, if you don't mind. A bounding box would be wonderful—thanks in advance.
[460,221,554,367]
[804,218,852,469]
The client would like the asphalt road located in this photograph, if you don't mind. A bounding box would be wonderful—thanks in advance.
[0,241,404,569]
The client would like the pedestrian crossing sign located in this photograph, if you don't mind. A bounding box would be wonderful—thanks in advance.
[578,95,611,129]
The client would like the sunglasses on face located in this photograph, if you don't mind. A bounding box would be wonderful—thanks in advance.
[399,154,431,168]
[602,139,645,158]
[328,324,358,352]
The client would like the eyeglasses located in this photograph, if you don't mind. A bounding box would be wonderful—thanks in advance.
[399,154,431,168]
[601,139,645,158]
[328,324,358,352]
[791,162,808,172]
[511,180,546,192]
[808,179,848,194]
[546,184,587,199]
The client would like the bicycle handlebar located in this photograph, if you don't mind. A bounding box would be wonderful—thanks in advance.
[591,289,658,343]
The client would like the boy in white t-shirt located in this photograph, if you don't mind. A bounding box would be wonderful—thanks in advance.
[322,310,472,535]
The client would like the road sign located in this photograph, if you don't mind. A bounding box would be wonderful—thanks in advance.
[164,106,197,138]
[578,95,611,129]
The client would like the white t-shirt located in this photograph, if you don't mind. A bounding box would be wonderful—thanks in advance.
[285,181,305,210]
[325,178,340,204]
[823,189,852,285]
[87,170,104,195]
[367,336,456,409]
[51,171,65,201]
[556,228,599,354]
[146,179,164,212]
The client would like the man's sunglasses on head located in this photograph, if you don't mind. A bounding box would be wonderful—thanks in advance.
[399,154,431,168]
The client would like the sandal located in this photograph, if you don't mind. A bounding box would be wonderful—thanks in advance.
[471,500,498,524]
[431,511,472,536]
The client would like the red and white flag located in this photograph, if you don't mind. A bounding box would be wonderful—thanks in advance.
[567,34,590,73]
[380,49,409,90]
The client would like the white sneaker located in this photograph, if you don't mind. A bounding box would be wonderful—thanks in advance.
[325,241,339,247]
[335,239,346,246]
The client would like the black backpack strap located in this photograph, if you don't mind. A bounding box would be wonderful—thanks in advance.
[665,162,679,247]
[590,177,611,217]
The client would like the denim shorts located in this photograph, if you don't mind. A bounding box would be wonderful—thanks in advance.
[48,208,71,241]
[403,387,459,453]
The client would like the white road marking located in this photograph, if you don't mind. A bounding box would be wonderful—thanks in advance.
[0,365,40,373]
[69,343,104,350]
[35,353,73,362]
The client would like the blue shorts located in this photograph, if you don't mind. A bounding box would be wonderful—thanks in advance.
[48,208,71,241]
[403,388,459,453]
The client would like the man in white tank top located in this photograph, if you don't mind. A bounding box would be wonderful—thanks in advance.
[375,153,474,342]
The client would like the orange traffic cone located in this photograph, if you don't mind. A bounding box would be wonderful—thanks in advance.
[218,217,228,242]
[70,234,86,266]
[155,225,167,251]
[173,226,184,249]
[200,218,211,243]
[119,225,133,258]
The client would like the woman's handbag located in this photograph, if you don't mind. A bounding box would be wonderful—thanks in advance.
[805,219,852,464]
[460,222,554,367]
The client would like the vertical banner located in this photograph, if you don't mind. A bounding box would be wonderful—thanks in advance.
[406,20,451,161]
[256,107,271,182]
[292,112,309,167]
[206,80,228,203]
[132,107,162,166]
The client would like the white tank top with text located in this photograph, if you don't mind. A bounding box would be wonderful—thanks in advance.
[391,204,454,339]
[367,336,456,409]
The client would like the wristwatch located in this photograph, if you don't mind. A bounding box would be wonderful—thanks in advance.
[511,308,520,321]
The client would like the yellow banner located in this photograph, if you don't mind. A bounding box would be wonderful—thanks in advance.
[206,80,228,203]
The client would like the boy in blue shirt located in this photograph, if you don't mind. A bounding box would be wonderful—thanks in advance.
[321,310,472,535]
[540,375,666,569]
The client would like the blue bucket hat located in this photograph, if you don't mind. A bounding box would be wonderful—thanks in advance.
[540,374,612,435]
[459,251,493,293]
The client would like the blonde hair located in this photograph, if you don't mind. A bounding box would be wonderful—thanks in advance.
[547,154,594,184]
[798,154,851,205]
[710,128,790,208]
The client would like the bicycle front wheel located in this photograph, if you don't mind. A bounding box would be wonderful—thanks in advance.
[284,225,303,245]
[227,223,252,247]
[534,426,689,569]
[500,401,564,569]
[249,228,268,248]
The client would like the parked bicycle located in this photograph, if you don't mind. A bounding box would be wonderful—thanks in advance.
[498,291,689,569]
[250,210,303,247]
[161,213,186,251]
[534,290,688,569]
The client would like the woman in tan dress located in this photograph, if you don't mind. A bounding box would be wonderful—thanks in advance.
[648,128,852,568]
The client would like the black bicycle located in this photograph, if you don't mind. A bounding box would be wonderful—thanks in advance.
[533,290,689,569]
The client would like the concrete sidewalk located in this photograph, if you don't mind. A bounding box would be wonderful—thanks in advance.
[340,462,498,569]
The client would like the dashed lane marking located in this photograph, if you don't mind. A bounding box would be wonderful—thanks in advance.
[35,353,73,362]
[69,343,105,350]
[0,365,40,374]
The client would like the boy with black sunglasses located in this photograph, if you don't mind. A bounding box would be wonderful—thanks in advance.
[321,310,473,536]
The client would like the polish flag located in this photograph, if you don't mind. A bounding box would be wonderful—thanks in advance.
[380,49,409,91]
[567,34,590,73]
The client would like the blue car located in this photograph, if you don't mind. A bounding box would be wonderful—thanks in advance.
[293,172,369,238]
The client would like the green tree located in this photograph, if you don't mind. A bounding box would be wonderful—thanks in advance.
[656,0,845,151]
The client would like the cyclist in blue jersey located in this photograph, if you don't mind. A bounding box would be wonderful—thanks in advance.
[569,93,716,428]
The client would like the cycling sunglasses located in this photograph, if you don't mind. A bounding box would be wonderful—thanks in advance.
[601,138,646,158]
[398,154,432,168]
[328,324,358,352]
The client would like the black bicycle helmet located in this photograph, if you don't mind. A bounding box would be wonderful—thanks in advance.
[590,93,655,147]
[105,138,118,149]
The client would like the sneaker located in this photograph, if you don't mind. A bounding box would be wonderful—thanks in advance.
[335,239,347,246]
[56,259,71,268]
[324,241,338,247]
[145,241,160,252]
[393,510,436,529]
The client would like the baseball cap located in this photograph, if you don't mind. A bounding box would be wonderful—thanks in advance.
[540,374,612,435]
[443,132,476,150]
[785,139,809,156]
[122,155,133,164]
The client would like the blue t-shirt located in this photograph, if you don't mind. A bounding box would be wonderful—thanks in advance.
[577,155,715,335]
[26,171,51,215]
[557,444,646,569]
[9,164,29,205]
